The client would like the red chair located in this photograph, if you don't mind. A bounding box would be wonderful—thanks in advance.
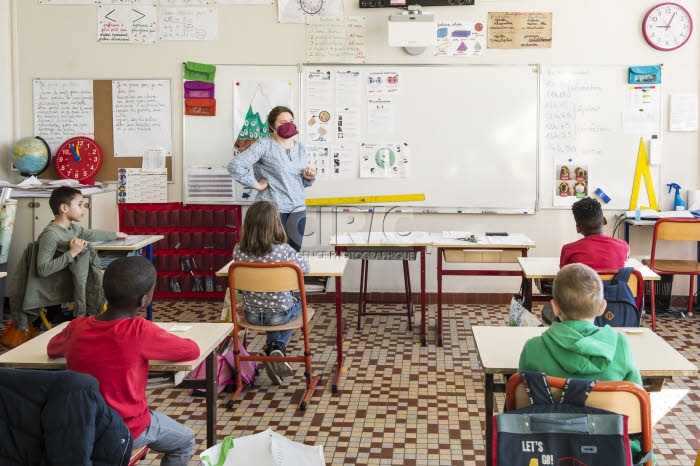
[128,446,149,466]
[642,218,700,330]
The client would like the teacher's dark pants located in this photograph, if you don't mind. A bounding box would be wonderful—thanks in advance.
[280,210,306,252]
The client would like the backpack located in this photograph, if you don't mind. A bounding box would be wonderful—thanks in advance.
[493,371,633,466]
[188,337,257,396]
[595,268,641,327]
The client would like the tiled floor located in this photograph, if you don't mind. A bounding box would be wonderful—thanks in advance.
[2,301,698,465]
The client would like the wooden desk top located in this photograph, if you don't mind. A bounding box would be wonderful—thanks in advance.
[472,326,697,378]
[330,232,433,247]
[431,233,535,249]
[92,234,164,251]
[215,256,348,278]
[0,321,232,372]
[517,257,660,281]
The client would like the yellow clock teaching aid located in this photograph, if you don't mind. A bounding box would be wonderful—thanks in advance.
[642,2,693,51]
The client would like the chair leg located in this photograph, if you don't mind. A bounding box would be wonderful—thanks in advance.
[688,276,694,317]
[226,329,246,409]
[358,259,368,330]
[299,323,321,411]
[650,279,657,332]
[402,260,413,331]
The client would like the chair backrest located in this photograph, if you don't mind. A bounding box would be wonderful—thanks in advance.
[596,268,644,309]
[650,218,700,265]
[505,373,653,463]
[228,261,305,294]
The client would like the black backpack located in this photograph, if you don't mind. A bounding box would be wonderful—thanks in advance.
[595,268,642,327]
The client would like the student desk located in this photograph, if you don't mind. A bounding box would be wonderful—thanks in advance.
[331,232,430,346]
[517,257,660,310]
[432,234,535,346]
[93,234,164,320]
[472,325,698,466]
[216,256,349,392]
[0,321,233,449]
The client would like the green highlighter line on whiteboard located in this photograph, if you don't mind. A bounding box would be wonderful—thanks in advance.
[667,183,686,211]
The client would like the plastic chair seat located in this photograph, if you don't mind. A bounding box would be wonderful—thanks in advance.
[643,258,700,274]
[238,308,314,332]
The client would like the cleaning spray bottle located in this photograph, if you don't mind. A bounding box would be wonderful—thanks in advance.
[667,183,686,211]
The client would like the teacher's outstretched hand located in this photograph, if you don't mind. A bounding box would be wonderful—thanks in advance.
[228,105,315,252]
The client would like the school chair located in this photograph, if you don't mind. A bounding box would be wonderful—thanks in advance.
[642,218,700,331]
[505,373,653,466]
[597,268,644,309]
[127,446,149,466]
[227,261,321,411]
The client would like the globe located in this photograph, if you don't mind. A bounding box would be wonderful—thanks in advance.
[11,137,51,176]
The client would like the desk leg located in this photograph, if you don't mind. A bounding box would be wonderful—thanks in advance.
[437,248,443,347]
[523,277,533,311]
[402,260,413,331]
[650,278,657,332]
[205,350,216,448]
[144,244,154,321]
[624,222,630,243]
[420,247,426,346]
[332,275,343,393]
[485,373,494,466]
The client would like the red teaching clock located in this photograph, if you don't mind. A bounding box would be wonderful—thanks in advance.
[55,136,103,185]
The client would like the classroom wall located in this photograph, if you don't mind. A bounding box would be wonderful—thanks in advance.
[0,2,14,179]
[7,0,700,295]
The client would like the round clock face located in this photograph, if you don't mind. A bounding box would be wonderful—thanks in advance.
[55,136,103,184]
[643,2,693,51]
[300,0,323,15]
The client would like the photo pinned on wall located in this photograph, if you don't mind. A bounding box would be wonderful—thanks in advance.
[360,143,409,178]
[554,161,589,207]
[306,146,330,179]
[306,108,331,143]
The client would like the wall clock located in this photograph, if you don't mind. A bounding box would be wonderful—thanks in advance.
[642,2,693,51]
[55,136,104,185]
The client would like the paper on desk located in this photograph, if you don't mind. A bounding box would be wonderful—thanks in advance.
[169,325,192,332]
[442,231,473,239]
[16,176,44,188]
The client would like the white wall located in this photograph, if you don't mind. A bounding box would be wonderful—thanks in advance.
[0,1,14,179]
[8,0,700,294]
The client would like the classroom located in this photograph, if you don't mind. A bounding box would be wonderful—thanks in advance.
[0,1,698,465]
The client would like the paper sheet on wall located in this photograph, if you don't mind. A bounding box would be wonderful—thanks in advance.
[40,0,96,4]
[278,0,344,24]
[305,69,333,105]
[487,12,552,49]
[97,0,156,4]
[366,71,400,95]
[367,97,394,135]
[119,168,167,203]
[434,19,487,57]
[336,107,360,141]
[335,70,362,107]
[305,107,331,143]
[160,7,218,40]
[669,93,698,131]
[33,79,94,156]
[216,0,271,3]
[330,144,356,179]
[360,143,409,178]
[306,146,330,179]
[306,16,367,63]
[233,80,293,158]
[112,80,173,157]
[97,5,156,43]
[186,166,236,202]
[160,0,212,4]
[622,85,661,135]
[553,161,589,207]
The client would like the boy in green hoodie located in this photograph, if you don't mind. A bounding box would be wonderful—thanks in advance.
[519,262,649,462]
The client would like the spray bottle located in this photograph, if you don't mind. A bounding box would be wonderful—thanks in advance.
[667,183,686,211]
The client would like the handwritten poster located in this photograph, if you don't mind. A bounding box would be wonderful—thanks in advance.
[33,79,95,155]
[487,12,552,49]
[160,0,212,4]
[278,0,344,24]
[40,0,96,4]
[306,16,367,63]
[97,0,156,3]
[434,20,486,57]
[160,7,218,40]
[97,5,156,43]
[112,80,173,157]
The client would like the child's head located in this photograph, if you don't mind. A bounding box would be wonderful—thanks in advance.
[571,197,605,236]
[552,263,606,322]
[239,200,287,256]
[103,256,157,313]
[49,187,84,220]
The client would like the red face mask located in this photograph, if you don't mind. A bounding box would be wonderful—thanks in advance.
[276,121,298,139]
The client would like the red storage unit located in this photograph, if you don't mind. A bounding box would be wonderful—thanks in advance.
[119,203,241,299]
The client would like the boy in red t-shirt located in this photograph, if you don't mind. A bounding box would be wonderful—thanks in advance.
[541,197,630,324]
[48,256,200,466]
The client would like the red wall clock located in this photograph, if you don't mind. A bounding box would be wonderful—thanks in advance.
[55,136,104,185]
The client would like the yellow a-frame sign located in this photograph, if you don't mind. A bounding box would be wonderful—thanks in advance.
[629,137,659,211]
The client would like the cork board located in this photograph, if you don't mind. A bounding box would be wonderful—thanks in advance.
[36,79,173,182]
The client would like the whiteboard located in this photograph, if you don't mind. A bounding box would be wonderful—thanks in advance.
[183,64,538,211]
[539,66,661,211]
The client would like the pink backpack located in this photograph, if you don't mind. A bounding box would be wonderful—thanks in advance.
[188,337,257,396]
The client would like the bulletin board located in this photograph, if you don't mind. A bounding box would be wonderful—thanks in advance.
[182,64,538,211]
[539,66,661,210]
[33,78,173,182]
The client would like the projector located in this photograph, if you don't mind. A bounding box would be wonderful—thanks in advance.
[388,8,435,48]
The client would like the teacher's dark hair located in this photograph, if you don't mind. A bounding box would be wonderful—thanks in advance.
[267,106,294,133]
[103,256,156,309]
[239,200,287,256]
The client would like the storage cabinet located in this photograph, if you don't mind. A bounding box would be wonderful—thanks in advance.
[119,203,241,299]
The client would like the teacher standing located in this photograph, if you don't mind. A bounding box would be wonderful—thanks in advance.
[228,106,316,252]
